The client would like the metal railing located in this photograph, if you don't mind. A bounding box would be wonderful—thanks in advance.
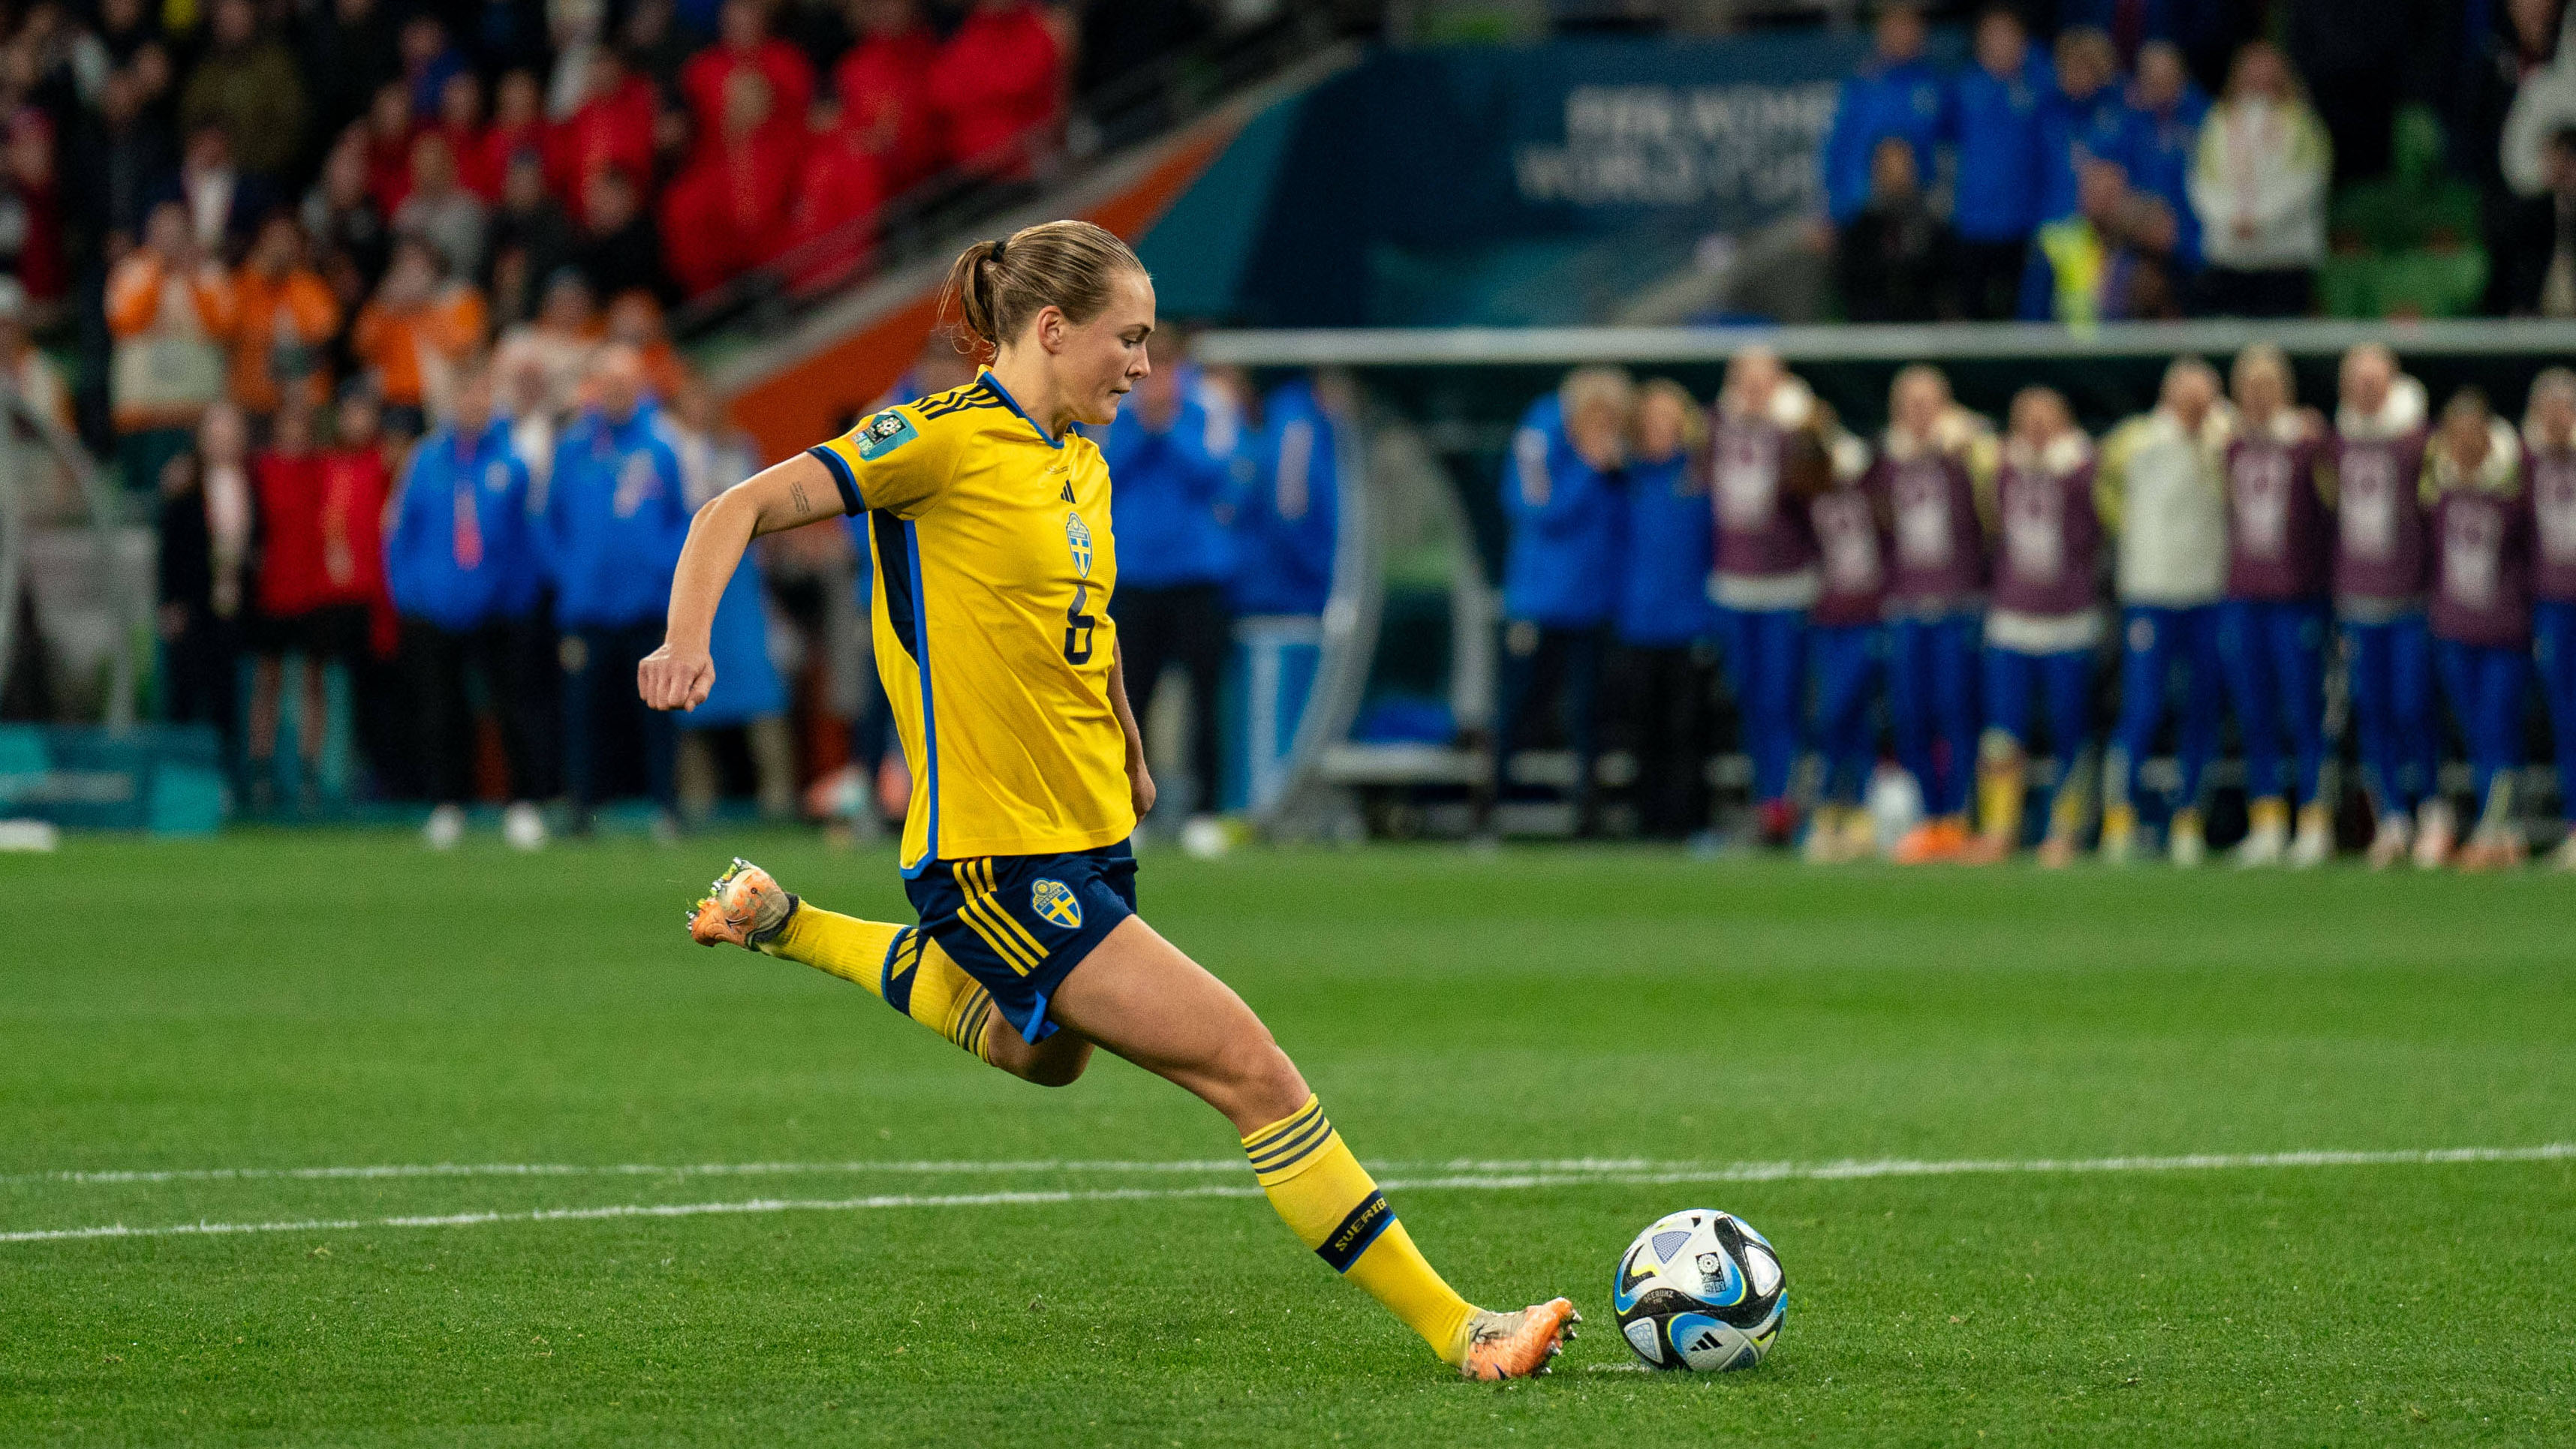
[0,378,142,728]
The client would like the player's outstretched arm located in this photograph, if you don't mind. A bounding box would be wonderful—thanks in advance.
[640,452,845,712]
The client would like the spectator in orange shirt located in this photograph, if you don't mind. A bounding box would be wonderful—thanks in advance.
[230,212,341,422]
[109,199,239,492]
[351,235,489,438]
[927,0,1064,181]
[832,0,940,197]
[679,0,813,147]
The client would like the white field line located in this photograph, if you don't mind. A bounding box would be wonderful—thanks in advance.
[2,1143,2567,1246]
[11,1142,2574,1189]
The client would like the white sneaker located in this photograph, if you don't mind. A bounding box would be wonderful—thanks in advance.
[502,801,548,852]
[1180,814,1232,859]
[2235,822,2286,867]
[2365,813,2412,869]
[2168,810,2206,867]
[423,803,465,851]
[2413,800,2457,870]
[2287,806,2332,869]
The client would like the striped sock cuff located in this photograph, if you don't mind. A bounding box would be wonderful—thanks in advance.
[1241,1096,1336,1185]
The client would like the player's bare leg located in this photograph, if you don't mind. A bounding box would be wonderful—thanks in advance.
[688,858,1092,1087]
[1049,916,1577,1378]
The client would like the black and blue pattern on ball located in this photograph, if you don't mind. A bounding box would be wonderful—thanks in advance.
[1612,1209,1788,1371]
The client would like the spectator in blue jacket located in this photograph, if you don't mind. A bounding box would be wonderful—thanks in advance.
[2126,41,2211,272]
[544,342,690,834]
[1100,332,1242,823]
[1819,2,1946,229]
[384,357,550,851]
[1486,366,1630,839]
[2038,28,2142,224]
[1948,5,2054,319]
[1227,375,1341,621]
[1609,379,1715,840]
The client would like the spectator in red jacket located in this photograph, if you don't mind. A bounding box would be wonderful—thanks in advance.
[658,70,797,297]
[927,0,1065,180]
[481,69,549,180]
[245,396,387,810]
[832,0,940,197]
[551,50,658,227]
[785,98,881,293]
[680,0,813,147]
[362,79,418,216]
[435,72,504,200]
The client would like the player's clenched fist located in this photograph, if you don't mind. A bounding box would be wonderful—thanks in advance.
[638,644,715,711]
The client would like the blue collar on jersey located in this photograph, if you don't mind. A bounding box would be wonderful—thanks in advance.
[977,371,1065,450]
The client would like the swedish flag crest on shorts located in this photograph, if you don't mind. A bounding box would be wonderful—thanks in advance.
[1031,877,1083,928]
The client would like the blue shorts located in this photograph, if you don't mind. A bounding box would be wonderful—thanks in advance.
[901,839,1137,1043]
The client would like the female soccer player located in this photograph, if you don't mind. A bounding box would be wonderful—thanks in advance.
[636,221,1576,1378]
[2526,369,2576,871]
[2217,345,2335,866]
[1867,365,1990,864]
[2326,344,2434,869]
[2424,388,2534,870]
[1969,386,2102,867]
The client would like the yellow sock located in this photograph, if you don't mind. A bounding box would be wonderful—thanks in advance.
[2249,796,2289,834]
[2102,802,2137,846]
[1241,1096,1476,1365]
[1976,733,2026,846]
[771,905,1003,1064]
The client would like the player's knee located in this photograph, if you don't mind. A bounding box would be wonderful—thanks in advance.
[1214,1027,1307,1123]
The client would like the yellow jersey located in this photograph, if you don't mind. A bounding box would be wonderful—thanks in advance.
[808,371,1133,873]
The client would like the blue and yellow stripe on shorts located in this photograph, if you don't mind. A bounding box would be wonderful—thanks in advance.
[901,838,1139,1045]
[950,858,1047,976]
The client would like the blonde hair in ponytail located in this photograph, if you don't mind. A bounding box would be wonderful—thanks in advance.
[939,220,1148,359]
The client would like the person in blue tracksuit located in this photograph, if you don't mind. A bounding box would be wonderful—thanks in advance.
[1608,380,1715,840]
[2037,27,2143,225]
[544,343,691,831]
[2126,41,2210,275]
[1947,5,2054,320]
[1488,368,1630,838]
[1819,2,1947,229]
[1229,375,1341,621]
[384,360,546,828]
[1099,334,1242,822]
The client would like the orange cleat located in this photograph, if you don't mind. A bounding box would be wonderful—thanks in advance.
[1892,817,1969,864]
[1460,1297,1580,1381]
[687,858,798,949]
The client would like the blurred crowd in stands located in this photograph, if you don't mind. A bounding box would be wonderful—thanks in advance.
[1820,0,2576,323]
[0,0,1241,471]
[136,318,1340,846]
[1495,344,2576,870]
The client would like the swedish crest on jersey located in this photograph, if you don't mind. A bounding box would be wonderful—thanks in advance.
[853,408,919,461]
[1066,512,1093,577]
[1031,878,1083,929]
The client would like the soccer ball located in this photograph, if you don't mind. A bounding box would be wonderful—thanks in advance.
[1612,1208,1786,1371]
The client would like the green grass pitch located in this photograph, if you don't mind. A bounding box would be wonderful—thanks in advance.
[4,832,2572,1445]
